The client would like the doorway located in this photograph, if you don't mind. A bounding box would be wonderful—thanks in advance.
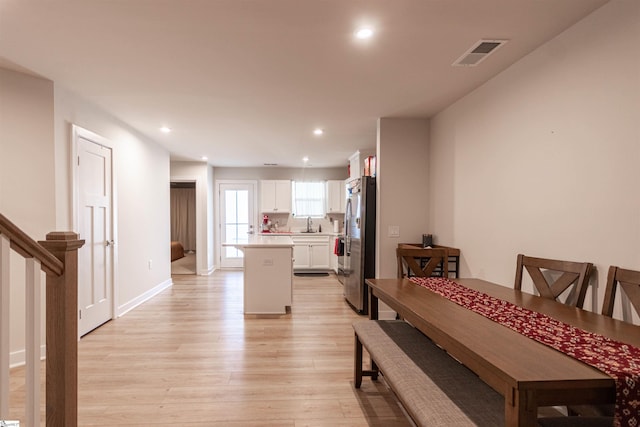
[170,181,197,275]
[73,125,115,337]
[218,181,256,268]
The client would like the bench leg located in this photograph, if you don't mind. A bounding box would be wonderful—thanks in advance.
[371,359,379,381]
[355,331,380,388]
[355,333,363,388]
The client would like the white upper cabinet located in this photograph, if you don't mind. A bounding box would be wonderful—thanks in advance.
[348,149,375,180]
[326,180,346,214]
[260,180,292,213]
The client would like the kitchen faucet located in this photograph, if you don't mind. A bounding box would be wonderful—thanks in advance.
[306,216,312,232]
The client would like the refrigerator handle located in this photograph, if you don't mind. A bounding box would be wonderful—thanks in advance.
[344,198,352,255]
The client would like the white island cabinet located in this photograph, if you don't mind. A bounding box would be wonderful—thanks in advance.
[223,235,293,314]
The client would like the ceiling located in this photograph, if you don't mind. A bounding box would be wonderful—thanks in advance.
[0,0,607,168]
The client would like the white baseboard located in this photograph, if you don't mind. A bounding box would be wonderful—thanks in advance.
[117,278,173,317]
[378,309,398,320]
[199,266,215,276]
[10,345,46,369]
[376,300,397,320]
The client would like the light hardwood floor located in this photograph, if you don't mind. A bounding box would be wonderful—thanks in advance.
[10,270,410,426]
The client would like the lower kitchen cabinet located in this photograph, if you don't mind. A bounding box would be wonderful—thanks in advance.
[293,243,311,268]
[292,235,330,271]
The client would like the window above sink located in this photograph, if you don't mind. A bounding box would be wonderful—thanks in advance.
[292,181,325,218]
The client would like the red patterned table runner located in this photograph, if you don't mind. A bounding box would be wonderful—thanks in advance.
[409,277,640,427]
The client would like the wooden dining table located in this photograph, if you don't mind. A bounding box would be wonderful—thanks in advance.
[365,277,640,427]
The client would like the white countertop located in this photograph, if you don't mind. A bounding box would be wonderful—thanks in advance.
[223,234,294,248]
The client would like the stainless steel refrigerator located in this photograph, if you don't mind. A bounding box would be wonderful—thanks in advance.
[342,176,376,314]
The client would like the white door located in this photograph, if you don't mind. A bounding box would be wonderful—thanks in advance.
[77,135,114,336]
[220,182,255,268]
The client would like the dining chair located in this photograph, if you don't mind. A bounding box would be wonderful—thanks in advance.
[397,247,449,279]
[514,254,593,308]
[538,265,640,426]
[564,265,640,419]
[601,265,640,318]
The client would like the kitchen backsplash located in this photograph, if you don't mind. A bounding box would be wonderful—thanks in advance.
[261,212,344,233]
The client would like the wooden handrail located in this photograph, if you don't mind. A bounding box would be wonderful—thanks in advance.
[1,213,84,427]
[0,213,64,276]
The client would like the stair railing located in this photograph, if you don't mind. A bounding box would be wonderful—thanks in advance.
[0,213,84,427]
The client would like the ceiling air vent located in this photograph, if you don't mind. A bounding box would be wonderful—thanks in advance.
[452,39,507,67]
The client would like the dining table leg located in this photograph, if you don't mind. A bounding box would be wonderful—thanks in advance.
[368,286,378,320]
[505,388,537,427]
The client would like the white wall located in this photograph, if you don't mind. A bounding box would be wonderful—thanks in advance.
[1,70,173,363]
[54,87,173,316]
[377,118,430,278]
[2,68,173,364]
[428,1,640,320]
[0,68,55,363]
[0,69,55,226]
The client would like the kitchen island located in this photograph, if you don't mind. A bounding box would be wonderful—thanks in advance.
[224,234,294,314]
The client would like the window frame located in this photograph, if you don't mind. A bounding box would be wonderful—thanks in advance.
[291,180,326,218]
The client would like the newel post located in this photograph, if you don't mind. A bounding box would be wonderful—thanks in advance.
[39,232,84,427]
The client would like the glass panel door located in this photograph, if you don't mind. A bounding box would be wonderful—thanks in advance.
[220,182,255,268]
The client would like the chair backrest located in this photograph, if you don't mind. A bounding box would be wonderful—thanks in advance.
[514,254,593,308]
[601,265,640,318]
[397,247,449,279]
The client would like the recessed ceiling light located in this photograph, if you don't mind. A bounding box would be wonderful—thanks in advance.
[355,28,374,39]
[160,126,171,133]
[201,156,208,161]
[313,128,324,136]
[302,156,309,163]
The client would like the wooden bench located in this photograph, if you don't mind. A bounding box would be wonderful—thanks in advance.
[354,320,504,427]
